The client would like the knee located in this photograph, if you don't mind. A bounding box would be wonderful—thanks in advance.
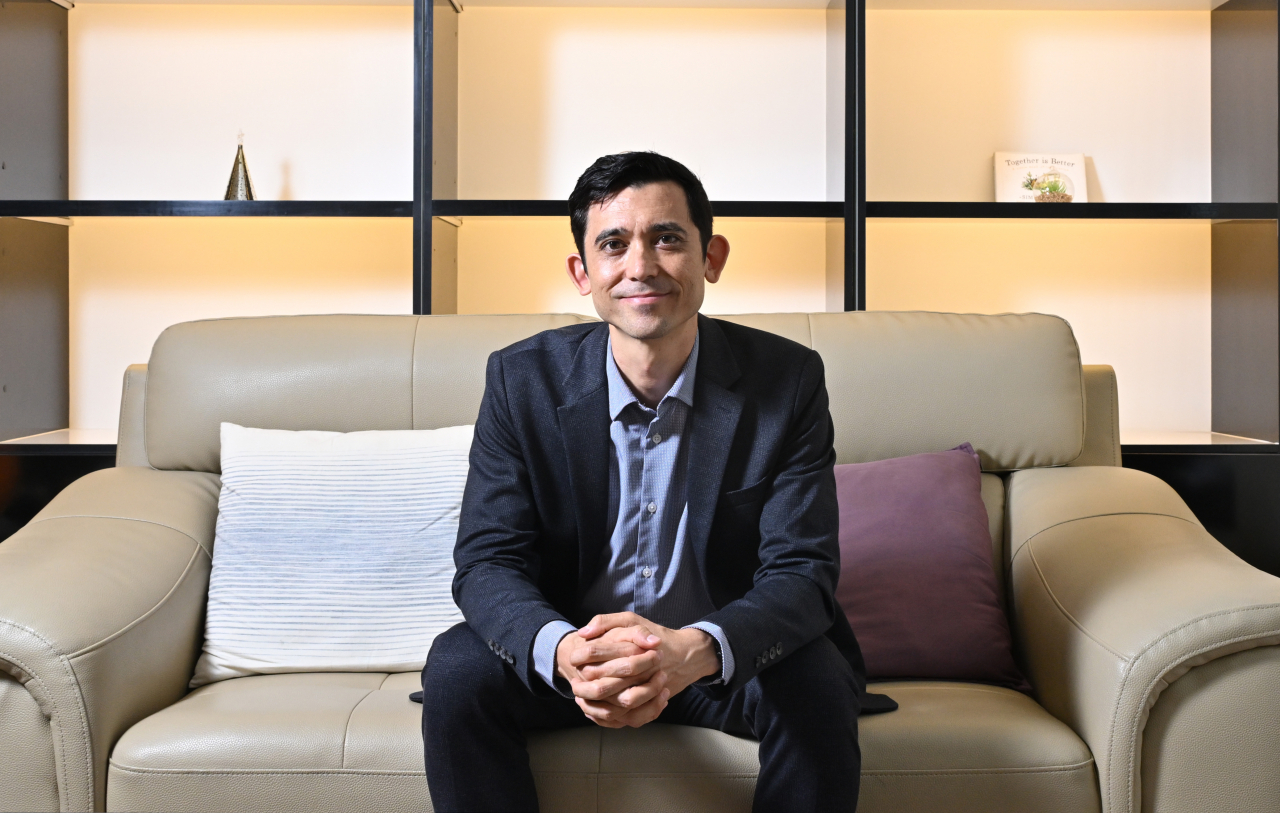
[421,622,506,707]
[750,637,858,714]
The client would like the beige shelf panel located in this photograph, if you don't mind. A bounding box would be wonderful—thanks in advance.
[75,0,834,7]
[868,1,1229,9]
[1,429,119,446]
[1121,431,1277,446]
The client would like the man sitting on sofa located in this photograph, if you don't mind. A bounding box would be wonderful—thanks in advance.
[421,151,892,813]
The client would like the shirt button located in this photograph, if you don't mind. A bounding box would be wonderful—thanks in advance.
[647,501,657,514]
[642,566,653,578]
[652,434,662,444]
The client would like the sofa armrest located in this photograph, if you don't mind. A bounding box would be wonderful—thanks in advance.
[0,467,218,812]
[1008,466,1280,813]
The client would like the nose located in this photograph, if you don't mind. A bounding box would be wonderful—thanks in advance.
[623,239,659,281]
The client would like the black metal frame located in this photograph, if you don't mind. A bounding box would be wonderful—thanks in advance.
[0,201,411,217]
[413,0,433,315]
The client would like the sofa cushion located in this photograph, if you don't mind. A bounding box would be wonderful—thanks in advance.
[809,312,1084,470]
[834,445,1028,691]
[145,314,593,473]
[145,312,1083,474]
[106,673,1099,813]
[192,424,472,686]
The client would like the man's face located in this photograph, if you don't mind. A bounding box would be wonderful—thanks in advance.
[566,181,728,342]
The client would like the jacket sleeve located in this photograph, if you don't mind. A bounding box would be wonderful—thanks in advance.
[697,350,845,698]
[451,351,573,695]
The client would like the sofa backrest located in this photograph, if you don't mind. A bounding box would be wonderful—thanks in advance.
[136,311,1086,474]
[717,312,1085,470]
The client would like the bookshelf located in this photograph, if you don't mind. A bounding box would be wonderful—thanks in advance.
[3,0,1280,567]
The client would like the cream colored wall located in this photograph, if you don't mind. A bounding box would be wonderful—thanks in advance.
[456,217,830,316]
[69,4,413,200]
[456,7,830,200]
[69,218,411,430]
[63,4,1221,438]
[867,219,1211,434]
[865,10,1211,202]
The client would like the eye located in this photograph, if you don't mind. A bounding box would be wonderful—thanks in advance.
[657,233,681,246]
[601,239,625,252]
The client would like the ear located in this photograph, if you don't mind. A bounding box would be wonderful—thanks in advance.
[566,253,592,296]
[703,235,730,284]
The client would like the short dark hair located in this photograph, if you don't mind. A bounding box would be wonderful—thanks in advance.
[568,151,714,260]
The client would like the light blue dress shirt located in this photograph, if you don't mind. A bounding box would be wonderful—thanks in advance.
[532,332,736,691]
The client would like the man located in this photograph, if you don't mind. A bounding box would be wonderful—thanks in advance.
[421,151,893,813]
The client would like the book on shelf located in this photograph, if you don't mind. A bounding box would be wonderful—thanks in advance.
[995,153,1088,204]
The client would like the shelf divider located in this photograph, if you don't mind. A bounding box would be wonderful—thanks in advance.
[866,202,1279,220]
[430,200,845,218]
[0,201,413,217]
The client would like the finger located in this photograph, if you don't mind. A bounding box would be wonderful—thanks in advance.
[573,668,666,704]
[612,671,668,709]
[578,650,662,681]
[598,625,663,651]
[579,612,647,639]
[568,640,646,667]
[576,697,627,728]
[571,675,640,701]
[622,688,672,729]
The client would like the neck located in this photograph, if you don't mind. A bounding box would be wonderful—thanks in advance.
[609,317,697,409]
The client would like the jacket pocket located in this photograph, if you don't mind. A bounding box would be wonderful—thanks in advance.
[721,477,769,508]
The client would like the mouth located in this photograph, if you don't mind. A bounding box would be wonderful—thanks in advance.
[619,291,670,306]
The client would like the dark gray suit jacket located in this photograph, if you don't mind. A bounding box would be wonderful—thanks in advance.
[453,314,888,710]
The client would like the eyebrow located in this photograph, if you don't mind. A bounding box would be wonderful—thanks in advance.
[592,222,688,246]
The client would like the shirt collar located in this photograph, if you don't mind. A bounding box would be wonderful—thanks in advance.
[606,330,700,420]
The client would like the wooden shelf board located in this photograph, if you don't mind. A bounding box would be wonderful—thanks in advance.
[0,429,118,457]
[431,200,844,218]
[866,1,1231,9]
[0,201,413,218]
[1122,431,1279,455]
[866,202,1278,220]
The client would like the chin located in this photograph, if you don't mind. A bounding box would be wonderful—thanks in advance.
[608,312,675,342]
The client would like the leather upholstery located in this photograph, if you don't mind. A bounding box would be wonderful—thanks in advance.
[5,311,1279,813]
[115,365,149,469]
[1009,466,1280,813]
[718,312,1087,470]
[1140,645,1280,813]
[105,674,1096,813]
[1071,366,1121,468]
[144,314,591,473]
[0,468,218,811]
[0,671,60,812]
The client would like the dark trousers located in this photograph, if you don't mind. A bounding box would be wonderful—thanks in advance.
[421,622,861,813]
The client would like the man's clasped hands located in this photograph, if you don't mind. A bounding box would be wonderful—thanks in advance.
[555,611,721,729]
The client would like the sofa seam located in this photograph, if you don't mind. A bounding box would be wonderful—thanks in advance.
[141,362,152,469]
[863,758,1094,777]
[1011,511,1198,562]
[118,369,133,467]
[26,514,213,558]
[1108,612,1280,813]
[108,764,424,777]
[1026,542,1126,660]
[1107,370,1119,467]
[0,621,94,809]
[340,689,377,769]
[67,544,206,659]
[410,316,421,429]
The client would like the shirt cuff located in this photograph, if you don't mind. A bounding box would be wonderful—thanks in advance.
[685,621,735,685]
[533,619,578,692]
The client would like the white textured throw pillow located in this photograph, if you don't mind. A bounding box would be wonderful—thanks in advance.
[191,422,473,687]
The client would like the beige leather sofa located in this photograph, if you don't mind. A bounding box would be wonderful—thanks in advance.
[3,311,1280,813]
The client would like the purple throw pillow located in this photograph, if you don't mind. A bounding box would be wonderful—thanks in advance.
[834,444,1030,693]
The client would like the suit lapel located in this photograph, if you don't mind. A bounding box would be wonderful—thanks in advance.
[556,323,612,594]
[686,316,744,565]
